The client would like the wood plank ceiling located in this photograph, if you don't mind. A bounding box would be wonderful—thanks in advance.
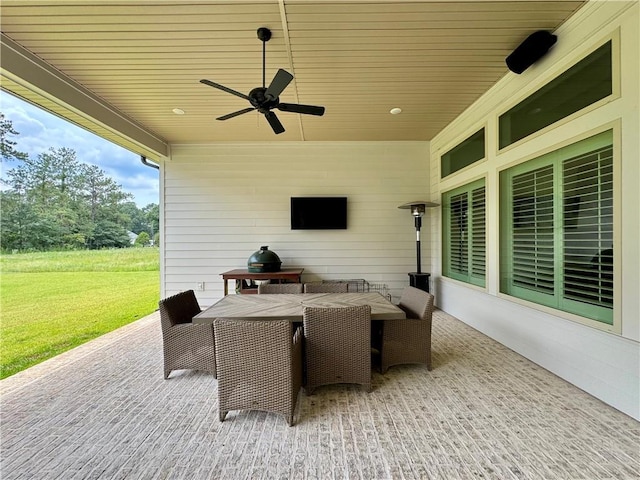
[0,1,587,154]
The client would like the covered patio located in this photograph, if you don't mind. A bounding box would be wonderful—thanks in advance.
[1,309,638,479]
[1,2,639,474]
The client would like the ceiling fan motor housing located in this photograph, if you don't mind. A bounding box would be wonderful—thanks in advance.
[249,87,279,113]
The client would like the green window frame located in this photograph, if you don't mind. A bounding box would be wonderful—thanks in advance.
[442,178,486,287]
[441,128,485,178]
[499,40,612,149]
[499,130,614,324]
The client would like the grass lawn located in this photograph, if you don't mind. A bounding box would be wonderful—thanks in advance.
[0,248,160,379]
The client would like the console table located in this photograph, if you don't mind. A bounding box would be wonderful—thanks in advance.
[220,268,304,295]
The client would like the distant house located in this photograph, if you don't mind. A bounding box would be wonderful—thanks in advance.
[127,231,137,245]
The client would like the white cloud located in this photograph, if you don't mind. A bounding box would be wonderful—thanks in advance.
[1,91,158,207]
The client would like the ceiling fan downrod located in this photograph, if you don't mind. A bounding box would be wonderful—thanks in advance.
[257,27,272,88]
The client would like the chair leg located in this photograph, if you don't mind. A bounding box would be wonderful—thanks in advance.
[219,410,227,422]
[164,369,171,379]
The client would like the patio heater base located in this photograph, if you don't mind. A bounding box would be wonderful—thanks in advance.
[408,272,430,293]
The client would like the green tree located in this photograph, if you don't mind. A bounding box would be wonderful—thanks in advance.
[0,120,135,252]
[0,113,29,162]
[142,203,159,241]
[34,149,84,249]
[3,148,88,250]
[22,150,59,206]
[120,201,146,234]
[135,231,151,247]
[80,164,132,250]
[91,219,131,249]
[0,191,39,251]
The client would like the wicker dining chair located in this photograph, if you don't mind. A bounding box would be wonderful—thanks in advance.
[258,283,304,294]
[380,286,435,373]
[303,305,371,394]
[303,282,349,293]
[158,290,216,379]
[214,319,303,426]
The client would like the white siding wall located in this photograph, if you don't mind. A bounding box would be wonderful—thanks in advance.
[429,1,639,419]
[160,1,638,420]
[162,141,430,305]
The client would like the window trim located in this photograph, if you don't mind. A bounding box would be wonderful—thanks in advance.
[440,128,486,179]
[496,31,620,155]
[442,177,487,288]
[437,123,488,181]
[497,122,621,334]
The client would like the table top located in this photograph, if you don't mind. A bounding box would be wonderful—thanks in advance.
[193,292,406,323]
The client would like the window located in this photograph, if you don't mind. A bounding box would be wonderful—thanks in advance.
[442,178,486,287]
[441,128,485,178]
[499,130,614,324]
[499,41,613,149]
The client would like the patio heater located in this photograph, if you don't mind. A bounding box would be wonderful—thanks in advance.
[398,201,439,292]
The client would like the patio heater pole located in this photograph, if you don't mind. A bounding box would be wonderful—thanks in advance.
[415,213,422,274]
[398,201,439,293]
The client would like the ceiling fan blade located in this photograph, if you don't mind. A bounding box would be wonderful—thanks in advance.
[264,111,285,134]
[265,69,294,100]
[216,107,255,121]
[277,103,325,116]
[200,79,249,101]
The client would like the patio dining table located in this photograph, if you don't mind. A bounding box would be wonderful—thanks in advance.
[193,292,406,323]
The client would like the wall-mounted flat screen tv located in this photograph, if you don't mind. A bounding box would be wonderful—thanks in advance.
[291,197,347,230]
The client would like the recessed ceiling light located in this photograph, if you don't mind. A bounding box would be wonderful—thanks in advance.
[172,108,185,115]
[390,107,402,115]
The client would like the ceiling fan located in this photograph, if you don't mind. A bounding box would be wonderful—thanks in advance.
[200,27,325,135]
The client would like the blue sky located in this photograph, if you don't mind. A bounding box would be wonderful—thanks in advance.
[0,91,159,208]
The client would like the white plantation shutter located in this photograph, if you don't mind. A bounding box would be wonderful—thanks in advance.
[511,165,555,295]
[562,146,614,308]
[449,192,468,275]
[443,179,486,287]
[500,130,614,325]
[471,185,486,279]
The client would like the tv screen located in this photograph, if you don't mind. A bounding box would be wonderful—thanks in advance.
[291,197,347,230]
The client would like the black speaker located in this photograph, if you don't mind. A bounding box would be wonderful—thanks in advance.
[506,30,557,74]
